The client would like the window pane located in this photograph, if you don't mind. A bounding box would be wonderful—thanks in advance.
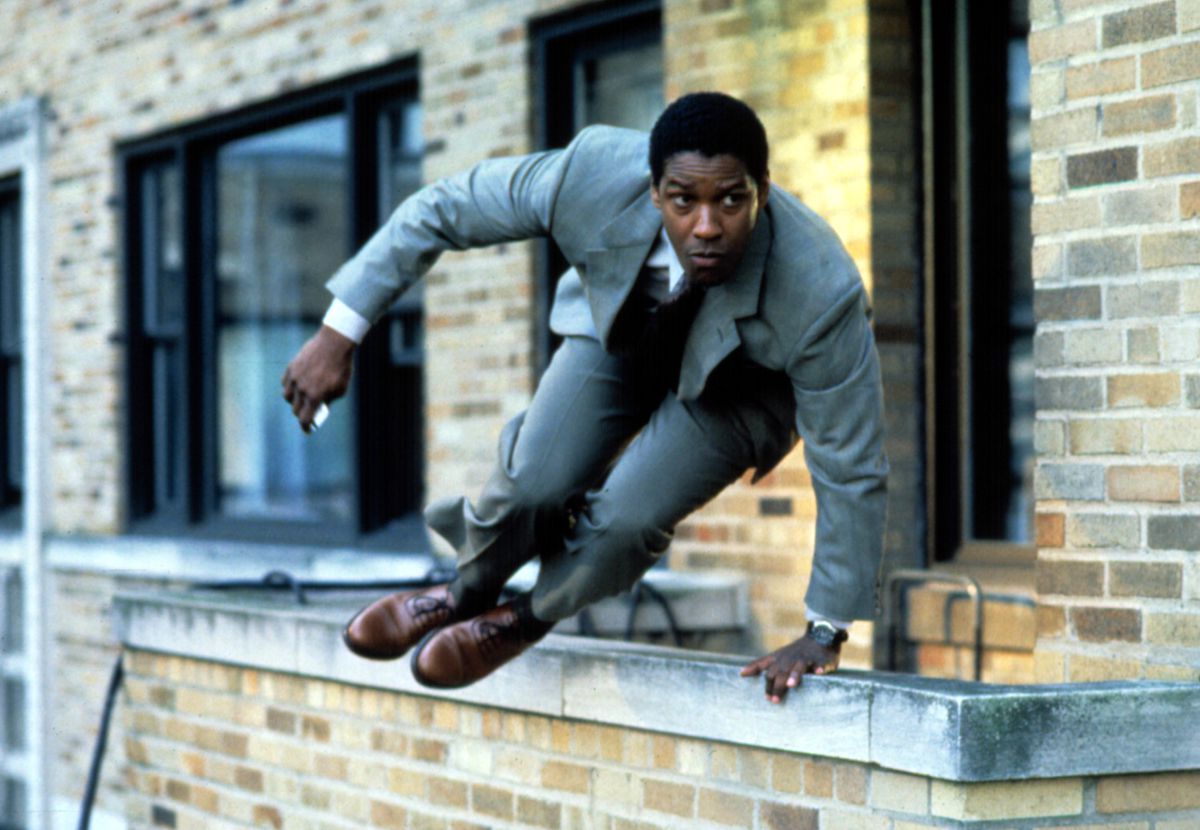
[1,571,20,656]
[215,115,355,522]
[3,678,23,751]
[574,40,663,132]
[2,776,25,830]
[139,162,184,514]
[0,190,20,504]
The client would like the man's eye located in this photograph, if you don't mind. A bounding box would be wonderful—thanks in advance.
[671,194,692,208]
[723,193,746,207]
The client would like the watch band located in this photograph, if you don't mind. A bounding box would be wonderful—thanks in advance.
[806,620,849,649]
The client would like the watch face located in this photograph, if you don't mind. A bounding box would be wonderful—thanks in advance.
[809,622,844,648]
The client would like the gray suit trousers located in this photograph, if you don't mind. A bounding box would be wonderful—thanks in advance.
[424,335,762,621]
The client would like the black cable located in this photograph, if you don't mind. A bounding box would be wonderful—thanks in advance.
[78,653,124,830]
[625,581,684,647]
[79,562,686,828]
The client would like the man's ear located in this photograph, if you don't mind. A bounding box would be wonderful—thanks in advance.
[649,182,662,210]
[758,172,771,211]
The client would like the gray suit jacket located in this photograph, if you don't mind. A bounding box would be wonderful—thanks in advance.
[328,125,888,621]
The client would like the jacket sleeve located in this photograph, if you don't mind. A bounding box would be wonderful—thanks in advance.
[325,140,577,323]
[785,284,889,622]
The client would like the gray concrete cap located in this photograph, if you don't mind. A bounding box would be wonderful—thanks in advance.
[114,591,1200,782]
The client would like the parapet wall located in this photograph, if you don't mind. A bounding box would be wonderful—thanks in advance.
[111,591,1200,829]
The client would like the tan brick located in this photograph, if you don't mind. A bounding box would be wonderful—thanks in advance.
[651,736,675,769]
[1070,606,1141,642]
[1066,57,1136,99]
[1063,328,1121,364]
[1111,561,1183,598]
[526,757,583,797]
[1031,107,1099,151]
[1068,419,1141,454]
[472,784,514,820]
[804,760,834,797]
[1102,93,1175,136]
[429,776,468,809]
[1146,416,1200,451]
[1146,136,1200,177]
[760,802,818,830]
[1183,181,1200,219]
[1184,0,1200,32]
[1029,19,1097,65]
[931,778,1083,820]
[387,767,425,798]
[1032,196,1101,234]
[1038,559,1104,596]
[593,769,638,806]
[835,763,868,805]
[517,796,561,829]
[1035,650,1067,683]
[1031,157,1063,197]
[1066,513,1140,548]
[370,800,407,830]
[1036,508,1065,546]
[1068,654,1142,681]
[698,788,753,826]
[1031,68,1065,110]
[643,779,695,817]
[1033,243,1064,281]
[1096,771,1200,812]
[870,770,929,814]
[817,811,889,830]
[1107,373,1180,408]
[1107,465,1180,502]
[1145,612,1200,646]
[772,755,804,794]
[1143,42,1200,89]
[1144,231,1200,269]
[1038,604,1068,638]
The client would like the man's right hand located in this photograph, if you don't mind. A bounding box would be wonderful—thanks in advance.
[281,325,357,432]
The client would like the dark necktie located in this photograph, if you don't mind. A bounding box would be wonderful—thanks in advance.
[610,273,706,395]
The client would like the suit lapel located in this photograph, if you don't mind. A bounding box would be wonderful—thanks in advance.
[585,196,661,349]
[677,208,772,400]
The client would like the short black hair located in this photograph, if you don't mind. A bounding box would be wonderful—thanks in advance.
[649,92,769,186]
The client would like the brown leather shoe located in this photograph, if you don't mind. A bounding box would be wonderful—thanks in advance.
[342,583,460,661]
[410,596,552,689]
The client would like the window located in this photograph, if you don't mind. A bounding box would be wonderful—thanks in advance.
[123,63,425,545]
[0,179,20,518]
[0,568,25,830]
[532,0,663,368]
[921,0,1033,561]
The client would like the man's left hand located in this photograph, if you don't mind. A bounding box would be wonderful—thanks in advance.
[739,635,841,704]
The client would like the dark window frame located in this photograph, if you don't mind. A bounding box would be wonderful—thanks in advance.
[0,177,21,520]
[919,0,1034,564]
[121,59,427,549]
[530,0,662,372]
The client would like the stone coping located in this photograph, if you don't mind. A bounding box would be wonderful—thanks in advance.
[114,590,1200,784]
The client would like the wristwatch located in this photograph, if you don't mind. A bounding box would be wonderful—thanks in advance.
[806,620,849,649]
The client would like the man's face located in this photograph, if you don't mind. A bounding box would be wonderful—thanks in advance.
[650,152,769,287]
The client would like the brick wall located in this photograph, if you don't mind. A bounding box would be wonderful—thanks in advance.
[660,0,916,661]
[1029,0,1200,682]
[0,0,910,660]
[119,650,1200,829]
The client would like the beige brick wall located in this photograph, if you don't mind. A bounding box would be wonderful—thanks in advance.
[1030,0,1200,682]
[661,0,919,659]
[118,650,1200,829]
[0,0,913,660]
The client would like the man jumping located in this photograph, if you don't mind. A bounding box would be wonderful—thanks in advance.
[282,92,887,703]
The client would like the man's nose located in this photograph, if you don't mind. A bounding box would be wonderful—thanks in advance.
[693,206,721,239]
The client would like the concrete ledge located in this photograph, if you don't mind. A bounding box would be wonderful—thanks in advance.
[113,590,1200,783]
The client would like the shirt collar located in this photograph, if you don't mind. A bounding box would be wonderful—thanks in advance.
[645,227,686,289]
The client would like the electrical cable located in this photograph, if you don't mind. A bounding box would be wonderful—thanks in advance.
[78,563,684,827]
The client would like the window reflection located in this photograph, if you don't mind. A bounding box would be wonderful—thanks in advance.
[215,116,355,522]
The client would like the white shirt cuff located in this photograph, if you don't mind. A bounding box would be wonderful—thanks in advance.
[322,298,371,344]
[806,609,852,632]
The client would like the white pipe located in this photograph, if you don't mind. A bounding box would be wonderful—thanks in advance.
[18,96,50,830]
